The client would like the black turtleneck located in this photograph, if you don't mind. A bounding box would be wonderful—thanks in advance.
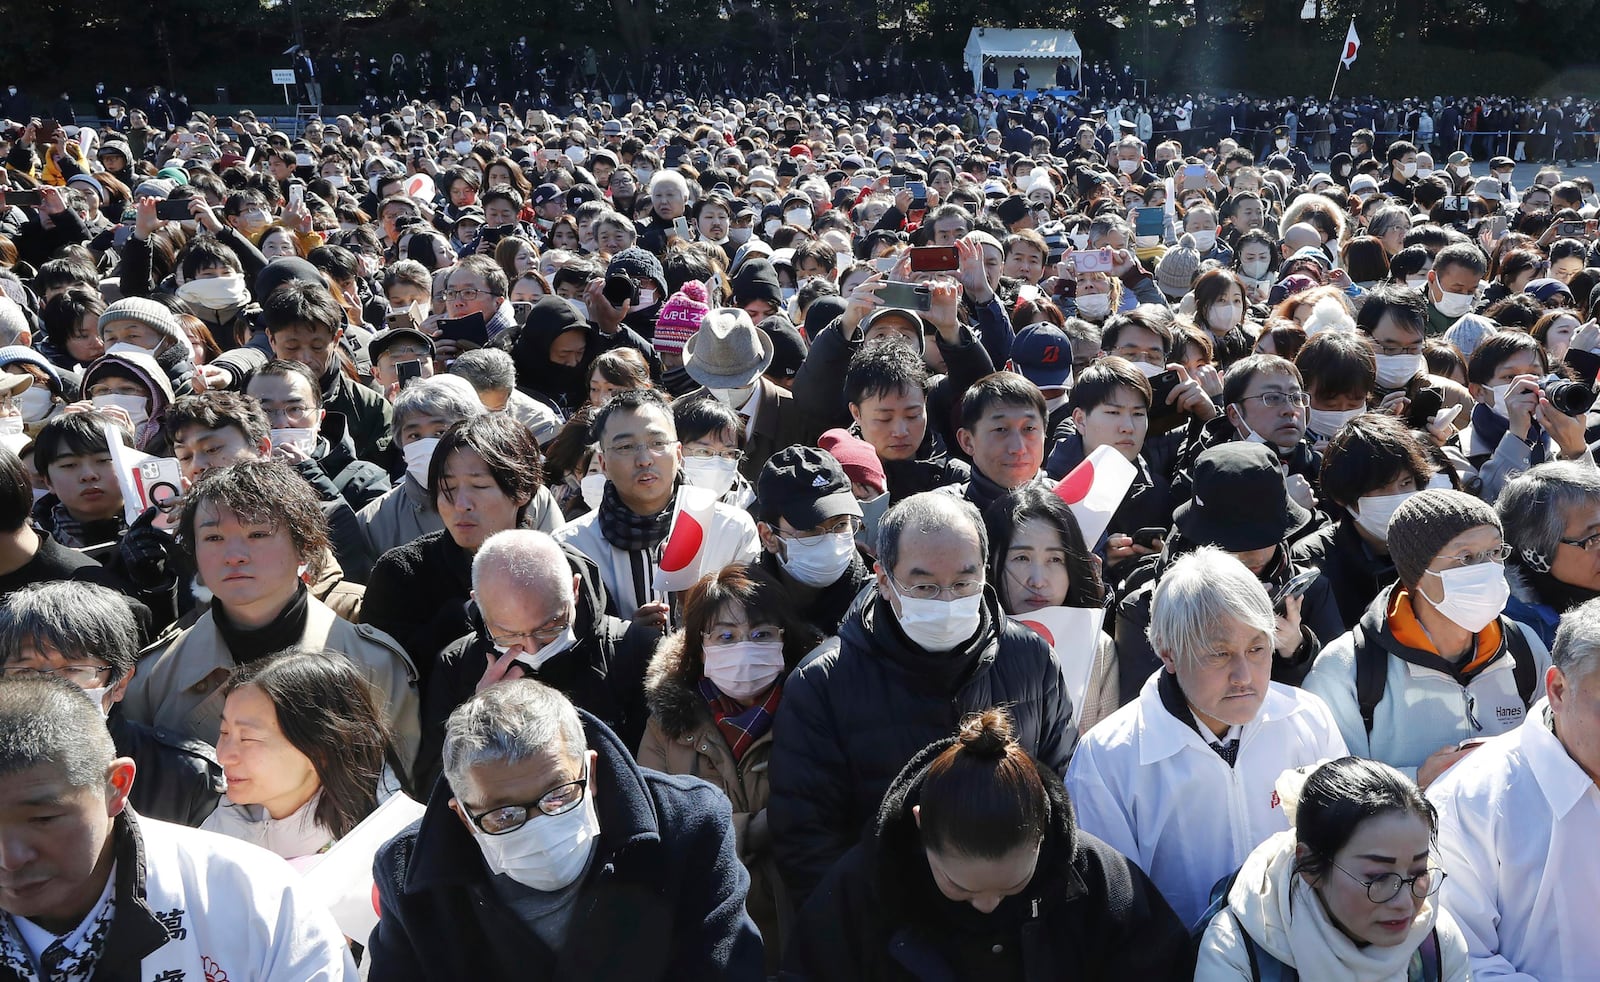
[214,584,311,664]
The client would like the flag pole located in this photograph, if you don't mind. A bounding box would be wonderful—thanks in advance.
[1328,61,1343,105]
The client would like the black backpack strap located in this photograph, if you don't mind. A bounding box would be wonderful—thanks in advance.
[1500,618,1538,708]
[1409,926,1442,982]
[1352,621,1387,738]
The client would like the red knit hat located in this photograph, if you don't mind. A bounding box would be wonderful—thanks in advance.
[818,428,886,495]
[653,280,710,354]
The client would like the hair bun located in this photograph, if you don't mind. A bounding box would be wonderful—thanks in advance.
[956,708,1016,759]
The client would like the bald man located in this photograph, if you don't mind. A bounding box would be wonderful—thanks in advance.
[413,529,657,789]
[1280,222,1324,262]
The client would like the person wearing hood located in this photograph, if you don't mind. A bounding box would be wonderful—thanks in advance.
[1304,490,1548,786]
[364,414,564,688]
[507,295,653,417]
[788,708,1190,980]
[1497,461,1600,649]
[768,492,1075,903]
[679,308,804,481]
[1195,757,1469,981]
[79,344,176,453]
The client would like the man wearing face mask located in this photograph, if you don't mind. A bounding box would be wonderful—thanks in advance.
[1305,490,1548,788]
[413,530,654,794]
[768,491,1075,902]
[373,680,763,977]
[753,447,872,637]
[0,581,224,826]
[681,308,803,480]
[1424,243,1486,336]
[1378,140,1420,204]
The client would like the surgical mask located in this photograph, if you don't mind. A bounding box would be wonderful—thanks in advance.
[1241,258,1271,280]
[785,208,812,227]
[1486,382,1515,416]
[1416,168,1433,180]
[1275,138,1288,151]
[454,140,474,155]
[403,436,439,487]
[1044,390,1070,414]
[17,386,53,423]
[1406,275,1431,290]
[1208,302,1241,331]
[1420,561,1510,633]
[1452,165,1471,179]
[682,456,739,497]
[177,274,250,311]
[496,618,577,673]
[637,288,657,308]
[1349,144,1361,156]
[1231,407,1269,445]
[1307,406,1362,440]
[1432,285,1475,318]
[323,174,346,189]
[470,774,600,892]
[1190,230,1217,253]
[781,530,856,588]
[91,393,149,430]
[0,415,20,437]
[1116,158,1139,174]
[270,427,318,453]
[702,640,786,702]
[889,580,984,653]
[105,340,159,359]
[1374,353,1424,389]
[857,490,889,551]
[580,473,607,510]
[80,686,112,718]
[1352,490,1413,541]
[710,385,754,408]
[727,227,751,245]
[1075,293,1111,318]
[1400,161,1417,179]
[1129,360,1166,379]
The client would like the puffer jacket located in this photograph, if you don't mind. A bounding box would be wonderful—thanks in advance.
[782,730,1192,981]
[768,587,1076,902]
[1290,515,1396,629]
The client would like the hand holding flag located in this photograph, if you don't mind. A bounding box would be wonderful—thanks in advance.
[1053,444,1138,548]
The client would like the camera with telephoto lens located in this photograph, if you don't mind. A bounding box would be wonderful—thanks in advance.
[1540,375,1597,417]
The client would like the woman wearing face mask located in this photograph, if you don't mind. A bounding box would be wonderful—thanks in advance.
[672,394,754,509]
[1232,229,1280,306]
[1304,490,1548,789]
[1065,270,1123,326]
[1194,757,1469,981]
[80,347,176,452]
[1461,331,1591,501]
[364,413,562,679]
[0,347,70,437]
[638,564,823,974]
[206,649,402,861]
[1192,269,1254,370]
[785,708,1191,980]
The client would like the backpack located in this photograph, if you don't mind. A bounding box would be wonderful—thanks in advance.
[1355,615,1537,736]
[1193,869,1443,982]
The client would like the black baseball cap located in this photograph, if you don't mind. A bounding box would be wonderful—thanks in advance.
[368,327,435,363]
[756,446,862,529]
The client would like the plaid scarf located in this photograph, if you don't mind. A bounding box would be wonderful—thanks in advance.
[698,677,782,762]
[596,480,677,553]
[0,873,116,982]
[48,503,123,550]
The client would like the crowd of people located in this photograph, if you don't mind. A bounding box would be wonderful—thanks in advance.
[0,76,1598,980]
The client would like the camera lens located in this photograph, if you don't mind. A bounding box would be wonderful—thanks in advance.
[1543,378,1596,417]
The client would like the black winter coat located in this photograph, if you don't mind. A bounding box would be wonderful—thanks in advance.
[768,589,1076,902]
[1290,516,1396,630]
[108,710,224,827]
[782,737,1192,981]
[369,712,766,981]
[754,548,874,639]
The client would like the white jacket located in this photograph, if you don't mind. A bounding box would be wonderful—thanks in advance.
[1427,703,1600,980]
[1065,672,1348,926]
[1195,831,1470,982]
[554,485,760,614]
[90,810,355,979]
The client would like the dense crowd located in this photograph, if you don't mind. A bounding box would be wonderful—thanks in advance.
[0,80,1597,980]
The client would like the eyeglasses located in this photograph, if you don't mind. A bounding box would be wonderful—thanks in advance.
[1,665,113,687]
[1376,343,1424,357]
[604,439,678,459]
[486,607,573,649]
[889,573,985,602]
[1330,861,1446,904]
[443,288,489,301]
[781,516,863,541]
[1560,530,1600,552]
[1239,390,1310,410]
[682,447,743,462]
[704,626,784,645]
[466,771,589,835]
[1432,542,1513,570]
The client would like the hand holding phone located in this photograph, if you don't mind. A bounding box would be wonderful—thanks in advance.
[908,246,959,273]
[1072,248,1114,273]
[875,280,932,312]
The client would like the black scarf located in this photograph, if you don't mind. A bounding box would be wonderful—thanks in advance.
[214,583,311,664]
[869,594,990,694]
[965,467,1026,513]
[596,480,676,552]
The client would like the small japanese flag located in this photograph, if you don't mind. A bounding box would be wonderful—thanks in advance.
[1053,444,1138,548]
[301,791,427,945]
[1011,605,1107,728]
[1340,20,1361,68]
[654,490,719,593]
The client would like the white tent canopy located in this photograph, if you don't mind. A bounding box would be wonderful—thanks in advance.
[964,28,1082,94]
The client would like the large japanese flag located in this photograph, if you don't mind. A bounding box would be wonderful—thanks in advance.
[1011,605,1107,729]
[654,490,720,593]
[301,791,427,946]
[1053,444,1137,548]
[1340,20,1361,67]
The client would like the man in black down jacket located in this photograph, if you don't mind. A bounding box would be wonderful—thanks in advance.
[411,531,654,792]
[370,685,765,980]
[768,492,1076,903]
[783,731,1191,980]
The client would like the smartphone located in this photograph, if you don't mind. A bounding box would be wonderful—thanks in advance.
[603,273,639,308]
[888,175,907,190]
[1134,207,1164,238]
[1131,526,1166,550]
[1146,370,1181,425]
[875,280,932,312]
[438,311,488,345]
[1486,214,1508,240]
[481,224,514,245]
[1182,163,1207,191]
[155,199,193,221]
[395,359,424,389]
[851,174,873,190]
[908,245,959,273]
[671,216,692,240]
[1557,220,1587,239]
[288,183,304,208]
[1404,385,1444,429]
[908,181,928,208]
[2,189,41,207]
[511,300,535,324]
[540,148,561,161]
[1270,567,1322,613]
[1073,248,1116,273]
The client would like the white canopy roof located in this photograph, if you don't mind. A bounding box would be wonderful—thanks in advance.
[963,28,1082,62]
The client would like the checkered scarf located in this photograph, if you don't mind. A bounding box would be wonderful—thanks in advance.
[0,881,116,982]
[698,677,782,762]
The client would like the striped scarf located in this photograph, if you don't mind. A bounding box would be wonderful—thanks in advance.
[698,677,782,761]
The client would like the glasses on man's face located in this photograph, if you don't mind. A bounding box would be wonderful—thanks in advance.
[486,607,573,650]
[1331,861,1445,904]
[443,288,486,302]
[682,447,743,462]
[1432,542,1513,570]
[1376,343,1424,357]
[781,516,863,542]
[890,573,984,602]
[2,664,113,687]
[605,439,678,459]
[1240,390,1310,410]
[467,770,588,835]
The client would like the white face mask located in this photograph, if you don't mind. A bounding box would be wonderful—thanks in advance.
[104,341,159,359]
[784,208,813,228]
[1419,561,1510,633]
[1117,158,1139,174]
[1373,353,1424,389]
[580,473,607,510]
[496,616,577,673]
[1075,293,1111,318]
[1406,275,1431,290]
[710,385,755,408]
[323,174,346,189]
[636,288,657,308]
[177,274,250,311]
[17,386,53,423]
[1307,406,1363,440]
[1416,168,1433,180]
[80,686,112,718]
[1432,283,1475,318]
[682,456,740,497]
[1352,490,1413,541]
[781,530,856,588]
[1275,139,1289,151]
[1231,407,1270,445]
[889,580,984,653]
[470,770,600,892]
[1486,382,1516,417]
[403,436,439,487]
[0,415,21,436]
[1241,258,1271,280]
[454,140,474,155]
[1207,301,1242,332]
[1400,161,1417,179]
[702,639,786,702]
[1044,390,1071,414]
[1451,165,1471,179]
[92,393,149,430]
[269,427,318,453]
[727,227,752,245]
[1190,230,1217,253]
[1129,360,1166,379]
[763,219,782,238]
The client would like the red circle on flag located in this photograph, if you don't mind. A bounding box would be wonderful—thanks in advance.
[1344,42,1356,58]
[660,513,705,572]
[1020,619,1055,647]
[1057,460,1095,505]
